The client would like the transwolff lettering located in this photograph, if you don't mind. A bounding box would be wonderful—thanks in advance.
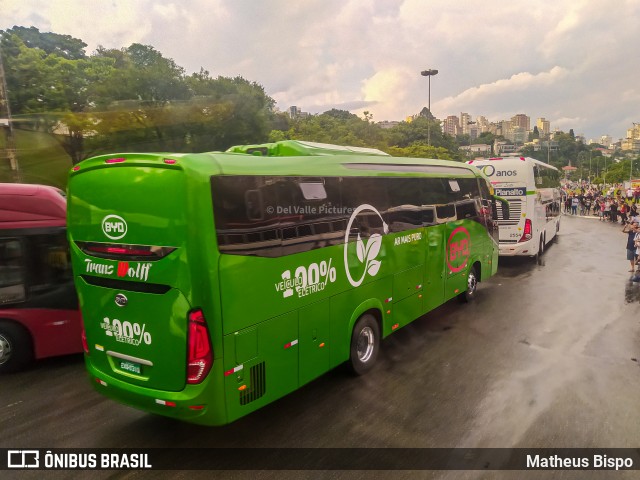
[85,258,114,275]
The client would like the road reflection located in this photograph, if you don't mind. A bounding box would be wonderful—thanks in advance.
[624,278,640,303]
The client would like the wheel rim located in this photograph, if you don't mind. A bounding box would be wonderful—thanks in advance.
[356,326,375,363]
[0,333,12,366]
[467,270,477,295]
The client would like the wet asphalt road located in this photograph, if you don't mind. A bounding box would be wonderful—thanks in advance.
[1,214,640,479]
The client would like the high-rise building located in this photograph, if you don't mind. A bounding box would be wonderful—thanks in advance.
[511,114,530,131]
[287,106,310,119]
[536,117,550,137]
[622,124,640,152]
[476,116,490,133]
[460,112,472,136]
[443,115,460,136]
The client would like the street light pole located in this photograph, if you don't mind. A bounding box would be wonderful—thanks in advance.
[420,69,438,146]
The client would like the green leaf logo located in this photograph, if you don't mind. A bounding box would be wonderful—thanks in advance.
[343,205,387,288]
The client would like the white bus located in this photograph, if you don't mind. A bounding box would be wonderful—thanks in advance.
[467,157,561,258]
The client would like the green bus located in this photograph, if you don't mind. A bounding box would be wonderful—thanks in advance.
[67,140,506,426]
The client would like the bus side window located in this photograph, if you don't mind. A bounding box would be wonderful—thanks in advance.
[423,178,449,225]
[456,200,477,220]
[245,190,264,221]
[436,204,456,221]
[384,177,424,232]
[341,177,389,238]
[0,238,26,304]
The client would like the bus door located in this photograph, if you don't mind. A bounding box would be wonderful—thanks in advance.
[423,223,445,313]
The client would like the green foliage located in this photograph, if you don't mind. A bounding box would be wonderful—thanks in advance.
[1,28,278,164]
[387,143,454,160]
[1,26,87,60]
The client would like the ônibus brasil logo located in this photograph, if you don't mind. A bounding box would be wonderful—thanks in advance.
[343,204,388,287]
[102,214,127,240]
[447,227,471,273]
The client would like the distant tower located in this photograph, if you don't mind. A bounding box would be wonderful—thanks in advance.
[0,47,21,182]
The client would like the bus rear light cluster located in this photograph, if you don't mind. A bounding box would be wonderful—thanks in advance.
[81,328,89,354]
[77,242,176,261]
[187,309,213,384]
[519,219,533,242]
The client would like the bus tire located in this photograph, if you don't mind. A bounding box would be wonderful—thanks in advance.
[460,265,479,303]
[348,314,380,376]
[0,321,33,373]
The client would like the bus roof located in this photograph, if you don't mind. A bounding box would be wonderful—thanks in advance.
[71,142,481,179]
[0,183,67,230]
[226,140,390,157]
[468,156,559,171]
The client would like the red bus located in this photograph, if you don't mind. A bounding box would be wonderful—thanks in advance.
[0,183,82,372]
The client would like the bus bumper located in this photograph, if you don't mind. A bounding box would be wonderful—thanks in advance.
[499,241,534,256]
[85,357,228,426]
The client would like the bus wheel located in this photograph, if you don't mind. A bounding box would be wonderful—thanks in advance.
[0,322,33,373]
[348,314,380,375]
[460,265,478,303]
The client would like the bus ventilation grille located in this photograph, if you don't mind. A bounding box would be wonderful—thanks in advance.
[240,362,266,405]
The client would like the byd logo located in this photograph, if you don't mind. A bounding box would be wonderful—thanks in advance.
[102,215,127,240]
[447,227,471,273]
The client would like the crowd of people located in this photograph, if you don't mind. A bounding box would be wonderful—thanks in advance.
[561,182,640,277]
[561,183,640,223]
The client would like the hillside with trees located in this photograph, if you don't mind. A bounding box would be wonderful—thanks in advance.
[1,26,638,187]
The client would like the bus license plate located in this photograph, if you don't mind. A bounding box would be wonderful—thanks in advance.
[119,360,142,375]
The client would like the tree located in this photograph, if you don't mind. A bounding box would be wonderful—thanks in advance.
[476,132,496,145]
[1,26,87,60]
[387,143,453,160]
[531,126,540,140]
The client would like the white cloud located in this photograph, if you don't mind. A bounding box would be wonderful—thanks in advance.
[2,0,640,138]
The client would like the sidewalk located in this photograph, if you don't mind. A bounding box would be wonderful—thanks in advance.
[563,212,630,224]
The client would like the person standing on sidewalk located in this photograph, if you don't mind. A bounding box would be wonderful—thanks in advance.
[610,200,618,223]
[622,220,639,272]
[571,195,579,215]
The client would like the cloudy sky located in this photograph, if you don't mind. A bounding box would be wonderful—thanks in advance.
[2,0,639,140]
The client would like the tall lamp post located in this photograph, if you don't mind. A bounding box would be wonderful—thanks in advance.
[420,69,438,146]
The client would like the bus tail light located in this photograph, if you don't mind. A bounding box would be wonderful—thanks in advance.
[81,328,89,354]
[77,242,176,260]
[519,219,533,242]
[187,309,213,384]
